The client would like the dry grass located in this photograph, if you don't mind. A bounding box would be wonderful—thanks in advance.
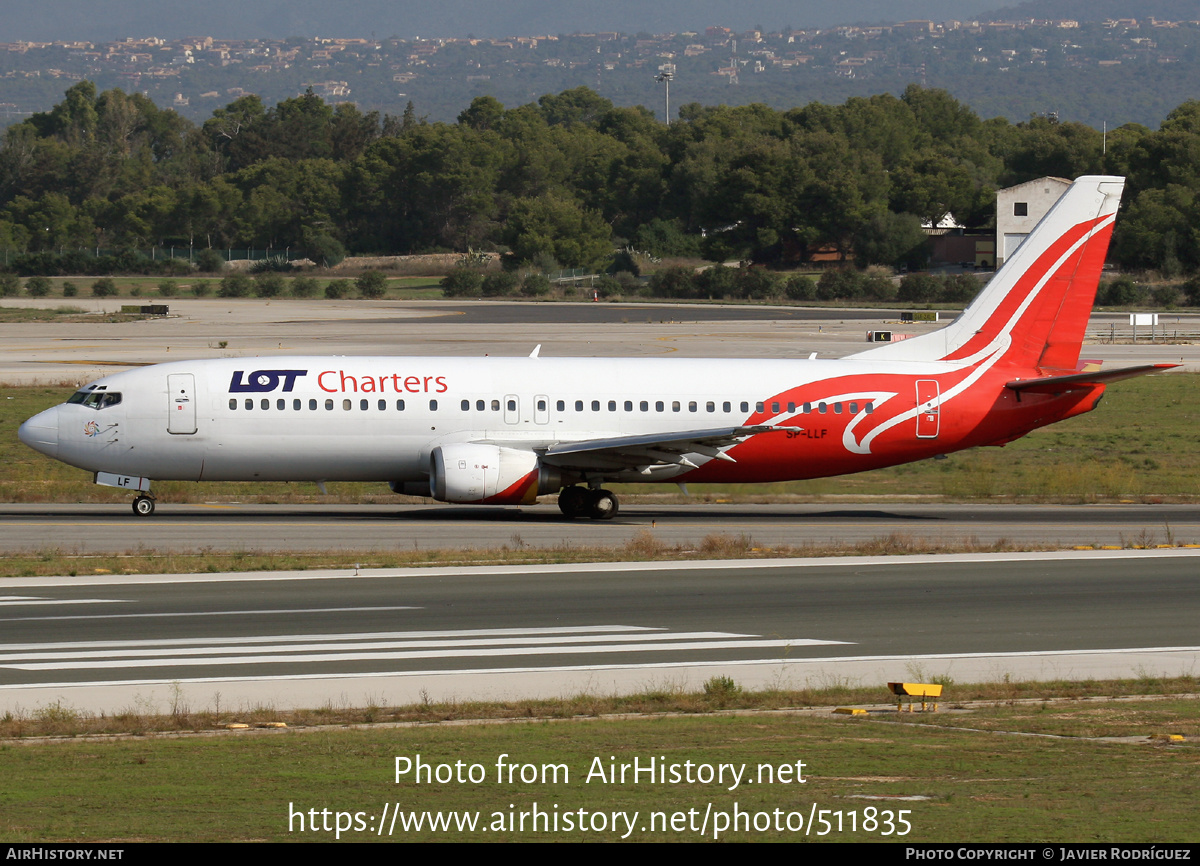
[0,532,1052,578]
[4,676,1197,741]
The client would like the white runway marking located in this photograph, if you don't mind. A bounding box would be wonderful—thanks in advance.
[0,625,846,672]
[0,596,129,607]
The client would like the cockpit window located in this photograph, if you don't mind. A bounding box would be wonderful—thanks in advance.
[67,390,121,409]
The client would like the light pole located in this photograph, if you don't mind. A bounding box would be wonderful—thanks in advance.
[655,70,673,125]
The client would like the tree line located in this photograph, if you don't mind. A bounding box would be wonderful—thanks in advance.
[2,80,1200,277]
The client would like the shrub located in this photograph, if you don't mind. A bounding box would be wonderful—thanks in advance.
[648,266,695,298]
[521,273,552,297]
[784,275,817,301]
[939,273,980,304]
[25,276,52,297]
[195,249,225,273]
[440,268,483,297]
[253,271,286,298]
[324,279,352,299]
[481,271,520,297]
[1097,275,1144,307]
[190,281,211,297]
[62,281,77,298]
[91,278,118,297]
[0,273,20,297]
[695,264,740,297]
[897,272,940,303]
[739,268,782,300]
[817,269,863,301]
[303,231,346,267]
[218,273,252,298]
[291,276,319,298]
[157,280,178,298]
[356,270,388,299]
[593,275,622,298]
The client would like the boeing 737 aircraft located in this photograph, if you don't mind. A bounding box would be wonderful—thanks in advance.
[18,175,1176,518]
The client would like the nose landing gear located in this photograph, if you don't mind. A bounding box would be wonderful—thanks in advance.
[132,495,156,516]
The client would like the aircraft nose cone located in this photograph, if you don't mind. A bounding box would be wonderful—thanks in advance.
[18,406,59,459]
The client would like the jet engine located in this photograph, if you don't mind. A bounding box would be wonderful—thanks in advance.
[428,443,560,504]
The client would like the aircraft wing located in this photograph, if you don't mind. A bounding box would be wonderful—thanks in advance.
[1005,363,1179,395]
[539,425,797,474]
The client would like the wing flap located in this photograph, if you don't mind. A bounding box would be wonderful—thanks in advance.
[540,425,796,473]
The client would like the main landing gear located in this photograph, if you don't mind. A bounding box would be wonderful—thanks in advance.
[557,486,619,520]
[132,494,156,516]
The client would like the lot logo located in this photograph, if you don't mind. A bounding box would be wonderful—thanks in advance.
[83,420,99,437]
[229,370,308,393]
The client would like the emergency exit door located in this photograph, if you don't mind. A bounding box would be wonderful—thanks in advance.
[167,373,197,434]
[915,379,940,439]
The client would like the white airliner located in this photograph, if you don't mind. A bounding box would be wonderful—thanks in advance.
[19,175,1175,518]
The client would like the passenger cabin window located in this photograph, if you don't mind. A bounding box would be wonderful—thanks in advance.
[461,400,470,411]
[343,399,352,411]
[557,400,565,411]
[491,399,500,411]
[229,398,236,410]
[591,400,600,412]
[245,398,253,410]
[723,402,732,413]
[430,399,439,411]
[477,400,486,411]
[575,400,584,412]
[608,400,617,412]
[396,399,406,411]
[380,400,387,410]
[295,399,303,410]
[360,399,369,411]
[277,399,285,410]
[625,401,633,412]
[325,399,334,410]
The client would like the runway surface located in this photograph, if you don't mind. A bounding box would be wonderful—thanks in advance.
[2,299,1197,384]
[1,502,1197,553]
[2,550,1197,715]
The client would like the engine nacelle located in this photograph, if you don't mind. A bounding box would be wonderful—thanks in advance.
[429,443,560,504]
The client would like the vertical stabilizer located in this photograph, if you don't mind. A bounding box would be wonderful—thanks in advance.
[850,175,1124,370]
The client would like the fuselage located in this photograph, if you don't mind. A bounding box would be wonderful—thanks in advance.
[18,352,1102,489]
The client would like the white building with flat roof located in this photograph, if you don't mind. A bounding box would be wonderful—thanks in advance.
[996,176,1070,268]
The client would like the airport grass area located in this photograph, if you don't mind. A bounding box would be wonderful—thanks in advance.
[3,372,1197,507]
[3,683,1199,842]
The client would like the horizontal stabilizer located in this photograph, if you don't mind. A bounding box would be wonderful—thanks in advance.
[1005,363,1179,395]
